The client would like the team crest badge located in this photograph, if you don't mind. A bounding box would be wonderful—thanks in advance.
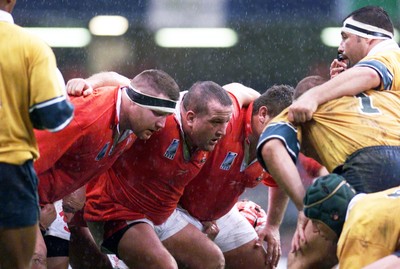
[220,152,238,170]
[164,139,179,160]
[95,142,110,161]
[388,190,400,198]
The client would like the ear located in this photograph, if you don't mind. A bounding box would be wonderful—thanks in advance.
[185,110,195,127]
[258,106,269,125]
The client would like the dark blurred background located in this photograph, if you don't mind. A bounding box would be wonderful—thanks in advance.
[13,0,400,92]
[12,0,400,266]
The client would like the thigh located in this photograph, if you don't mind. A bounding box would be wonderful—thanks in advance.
[287,221,337,269]
[69,226,112,269]
[163,223,224,269]
[214,206,258,252]
[0,225,37,269]
[224,239,269,269]
[47,256,69,269]
[119,222,178,269]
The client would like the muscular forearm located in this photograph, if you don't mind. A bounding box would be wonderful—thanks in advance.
[266,186,289,227]
[86,71,130,88]
[261,139,305,211]
[306,66,381,106]
[223,82,260,107]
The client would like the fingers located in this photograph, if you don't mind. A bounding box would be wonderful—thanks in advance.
[288,107,313,123]
[66,78,92,96]
[290,230,301,253]
[266,241,281,268]
[330,59,347,78]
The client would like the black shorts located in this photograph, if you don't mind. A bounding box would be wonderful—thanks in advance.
[44,235,69,257]
[101,221,144,258]
[333,146,400,193]
[0,160,40,227]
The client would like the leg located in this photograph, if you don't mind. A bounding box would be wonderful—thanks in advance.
[44,235,70,269]
[32,226,47,269]
[223,239,270,269]
[216,206,269,269]
[0,225,37,269]
[0,161,40,269]
[287,220,337,269]
[163,224,225,269]
[69,226,113,269]
[47,256,69,269]
[118,223,178,269]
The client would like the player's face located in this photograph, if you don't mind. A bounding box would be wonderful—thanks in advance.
[311,219,338,242]
[130,107,170,140]
[339,31,369,66]
[188,100,232,152]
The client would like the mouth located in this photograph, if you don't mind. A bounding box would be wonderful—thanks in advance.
[210,138,219,145]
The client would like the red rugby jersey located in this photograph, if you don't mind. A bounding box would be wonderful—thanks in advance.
[180,103,323,221]
[35,86,136,204]
[84,114,209,225]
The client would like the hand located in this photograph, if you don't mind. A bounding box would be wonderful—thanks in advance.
[66,78,93,96]
[291,211,309,252]
[330,58,348,79]
[202,221,219,241]
[62,186,86,223]
[257,224,281,268]
[287,94,318,123]
[39,203,56,230]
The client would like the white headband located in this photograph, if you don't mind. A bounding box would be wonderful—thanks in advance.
[124,85,177,114]
[342,17,393,40]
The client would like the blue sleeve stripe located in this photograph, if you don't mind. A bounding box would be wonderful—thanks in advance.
[29,97,74,132]
[356,60,393,90]
[256,122,300,172]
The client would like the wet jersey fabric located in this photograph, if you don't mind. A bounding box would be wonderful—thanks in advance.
[337,186,400,268]
[84,114,209,226]
[36,86,136,204]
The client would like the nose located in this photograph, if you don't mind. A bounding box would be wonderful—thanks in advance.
[216,122,228,137]
[338,43,344,53]
[155,116,167,130]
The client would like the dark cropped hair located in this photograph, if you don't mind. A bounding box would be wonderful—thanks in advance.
[253,84,294,117]
[183,81,232,115]
[132,69,180,101]
[344,6,394,34]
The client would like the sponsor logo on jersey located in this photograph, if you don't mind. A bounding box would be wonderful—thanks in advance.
[164,139,179,160]
[96,142,110,161]
[220,152,238,170]
[388,189,400,198]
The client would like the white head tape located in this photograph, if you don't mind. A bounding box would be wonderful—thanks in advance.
[342,17,393,40]
[124,85,177,114]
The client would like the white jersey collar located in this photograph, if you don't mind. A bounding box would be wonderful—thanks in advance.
[0,10,14,24]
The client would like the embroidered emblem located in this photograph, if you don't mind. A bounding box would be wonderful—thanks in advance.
[164,139,179,160]
[388,190,400,198]
[96,142,110,161]
[220,152,238,170]
[200,154,207,164]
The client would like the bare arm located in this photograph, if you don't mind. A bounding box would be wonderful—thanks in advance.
[257,186,289,267]
[223,82,260,108]
[66,71,130,96]
[261,139,310,249]
[261,139,305,211]
[288,66,381,123]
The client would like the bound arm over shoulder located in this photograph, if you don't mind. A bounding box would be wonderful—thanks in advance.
[288,66,380,123]
[223,82,260,108]
[66,71,130,96]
